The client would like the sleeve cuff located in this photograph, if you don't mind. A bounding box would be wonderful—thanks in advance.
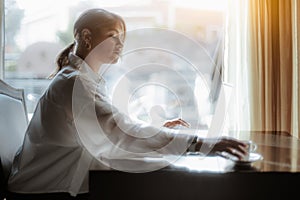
[186,136,198,152]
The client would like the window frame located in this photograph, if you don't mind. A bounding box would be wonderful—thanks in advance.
[0,0,4,80]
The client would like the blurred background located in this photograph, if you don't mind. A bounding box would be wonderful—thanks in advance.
[4,0,227,129]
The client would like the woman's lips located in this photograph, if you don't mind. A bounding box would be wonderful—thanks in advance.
[113,51,122,55]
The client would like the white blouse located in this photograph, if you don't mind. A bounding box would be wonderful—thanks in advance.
[7,53,195,196]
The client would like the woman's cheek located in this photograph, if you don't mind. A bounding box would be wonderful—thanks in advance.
[103,39,115,53]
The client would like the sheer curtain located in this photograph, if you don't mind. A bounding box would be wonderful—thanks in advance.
[224,0,251,136]
[226,0,300,138]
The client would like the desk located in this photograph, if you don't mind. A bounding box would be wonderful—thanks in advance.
[173,131,300,172]
[89,131,300,200]
[237,131,299,172]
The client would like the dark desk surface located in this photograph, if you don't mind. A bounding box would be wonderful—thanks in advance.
[89,131,300,200]
[171,131,300,172]
[104,131,300,173]
[235,131,299,172]
[90,170,300,200]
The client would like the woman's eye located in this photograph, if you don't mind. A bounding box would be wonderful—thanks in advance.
[108,34,117,38]
[108,33,123,42]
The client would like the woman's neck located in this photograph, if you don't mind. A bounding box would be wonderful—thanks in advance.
[85,57,102,74]
[74,49,102,74]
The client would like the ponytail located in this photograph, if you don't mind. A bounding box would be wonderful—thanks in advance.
[48,42,75,79]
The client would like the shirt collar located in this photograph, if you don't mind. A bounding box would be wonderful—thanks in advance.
[68,53,106,85]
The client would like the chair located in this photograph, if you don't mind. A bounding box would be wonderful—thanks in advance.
[0,80,91,200]
[0,79,28,199]
[0,158,5,200]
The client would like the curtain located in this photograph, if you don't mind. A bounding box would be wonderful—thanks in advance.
[226,0,299,138]
[248,0,299,137]
[292,0,300,138]
[225,0,251,137]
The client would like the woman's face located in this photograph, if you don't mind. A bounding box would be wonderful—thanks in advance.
[89,20,125,65]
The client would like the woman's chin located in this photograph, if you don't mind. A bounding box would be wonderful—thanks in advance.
[103,54,120,65]
[109,56,120,64]
[109,59,118,64]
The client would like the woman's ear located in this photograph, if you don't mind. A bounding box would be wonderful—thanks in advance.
[81,28,92,50]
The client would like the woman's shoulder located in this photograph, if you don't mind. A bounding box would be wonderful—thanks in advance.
[50,66,79,85]
[59,66,80,81]
[43,66,80,105]
[44,66,80,96]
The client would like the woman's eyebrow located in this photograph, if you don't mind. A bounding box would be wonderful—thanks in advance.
[110,27,125,33]
[107,30,120,35]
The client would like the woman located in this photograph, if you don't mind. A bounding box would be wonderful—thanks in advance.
[7,8,247,200]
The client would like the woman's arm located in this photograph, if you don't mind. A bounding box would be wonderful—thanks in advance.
[94,97,194,157]
[72,77,247,160]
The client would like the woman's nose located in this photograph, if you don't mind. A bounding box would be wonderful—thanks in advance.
[115,42,123,52]
[116,37,124,47]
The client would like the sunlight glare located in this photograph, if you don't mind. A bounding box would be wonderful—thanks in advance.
[174,0,227,11]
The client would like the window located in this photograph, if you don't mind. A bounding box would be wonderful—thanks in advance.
[2,0,227,129]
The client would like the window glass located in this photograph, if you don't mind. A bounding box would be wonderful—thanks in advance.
[4,0,227,128]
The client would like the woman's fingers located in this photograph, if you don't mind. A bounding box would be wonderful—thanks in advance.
[178,118,190,127]
[211,137,248,160]
[229,148,244,160]
[163,118,190,128]
[224,138,248,155]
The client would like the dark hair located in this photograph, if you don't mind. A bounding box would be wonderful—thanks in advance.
[48,8,126,79]
[48,42,75,79]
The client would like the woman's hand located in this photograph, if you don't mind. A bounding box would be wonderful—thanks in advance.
[196,136,248,160]
[163,118,190,129]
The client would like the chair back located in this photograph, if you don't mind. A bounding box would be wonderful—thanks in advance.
[0,158,5,199]
[0,79,28,184]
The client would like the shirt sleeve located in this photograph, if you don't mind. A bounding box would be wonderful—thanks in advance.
[94,96,195,156]
[71,76,196,161]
